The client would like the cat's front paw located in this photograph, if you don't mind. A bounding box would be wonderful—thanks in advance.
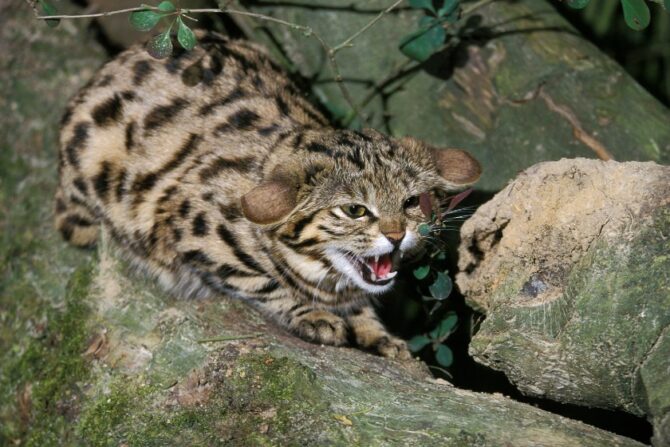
[291,310,348,346]
[373,335,412,360]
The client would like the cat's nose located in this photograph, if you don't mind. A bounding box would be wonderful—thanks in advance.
[383,230,405,247]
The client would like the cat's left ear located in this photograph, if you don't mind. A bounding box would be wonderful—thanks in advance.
[241,175,299,225]
[431,148,482,186]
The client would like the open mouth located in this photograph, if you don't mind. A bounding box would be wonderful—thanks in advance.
[351,249,402,286]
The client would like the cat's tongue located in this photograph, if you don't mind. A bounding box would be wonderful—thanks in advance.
[369,254,393,278]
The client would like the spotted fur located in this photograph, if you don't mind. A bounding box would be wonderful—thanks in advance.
[55,31,480,358]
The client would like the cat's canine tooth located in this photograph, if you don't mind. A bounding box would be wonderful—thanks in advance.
[371,272,377,281]
[386,271,398,279]
[374,255,379,263]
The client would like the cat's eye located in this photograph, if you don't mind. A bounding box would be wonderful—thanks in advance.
[403,196,420,209]
[341,204,368,218]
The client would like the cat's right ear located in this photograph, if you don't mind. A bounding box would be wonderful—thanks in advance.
[240,178,299,225]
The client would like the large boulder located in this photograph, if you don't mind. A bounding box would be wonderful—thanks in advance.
[457,158,670,446]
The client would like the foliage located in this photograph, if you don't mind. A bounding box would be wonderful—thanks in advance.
[404,189,473,367]
[565,0,669,30]
[129,1,197,58]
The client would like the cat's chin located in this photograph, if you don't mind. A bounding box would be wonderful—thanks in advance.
[324,248,400,295]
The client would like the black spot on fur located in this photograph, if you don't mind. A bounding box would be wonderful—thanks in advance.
[132,172,157,192]
[125,121,136,151]
[216,224,266,274]
[306,142,334,157]
[182,249,215,266]
[115,169,127,202]
[201,192,214,202]
[255,279,279,294]
[199,156,255,181]
[219,203,242,221]
[198,87,245,116]
[73,177,88,196]
[192,212,209,236]
[92,94,123,127]
[214,109,260,134]
[275,96,291,116]
[60,106,74,128]
[179,199,191,218]
[55,198,67,213]
[96,74,114,87]
[216,263,257,280]
[173,227,182,241]
[65,214,94,227]
[181,59,204,86]
[65,122,90,168]
[144,98,189,132]
[132,60,154,86]
[347,148,365,170]
[93,161,112,202]
[258,124,280,136]
[121,90,136,101]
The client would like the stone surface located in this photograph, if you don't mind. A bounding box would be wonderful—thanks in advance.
[240,0,670,192]
[456,158,670,446]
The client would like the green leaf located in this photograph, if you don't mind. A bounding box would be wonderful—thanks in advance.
[147,31,173,59]
[407,335,431,352]
[413,265,430,280]
[409,0,435,13]
[177,17,197,50]
[565,0,590,9]
[664,0,670,12]
[418,223,431,236]
[38,0,60,28]
[429,312,458,339]
[399,21,446,62]
[157,1,176,12]
[437,0,459,17]
[621,0,650,30]
[428,271,452,300]
[435,344,454,367]
[129,10,162,32]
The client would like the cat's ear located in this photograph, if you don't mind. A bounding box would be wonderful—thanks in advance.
[401,137,481,186]
[431,148,482,186]
[241,176,299,225]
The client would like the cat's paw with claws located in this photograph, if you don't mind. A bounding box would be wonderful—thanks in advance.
[373,335,412,360]
[292,310,348,346]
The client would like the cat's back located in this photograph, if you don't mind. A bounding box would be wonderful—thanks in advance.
[55,31,327,249]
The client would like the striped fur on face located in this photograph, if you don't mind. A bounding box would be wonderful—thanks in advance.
[54,31,480,358]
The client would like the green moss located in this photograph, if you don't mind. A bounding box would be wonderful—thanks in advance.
[74,353,342,446]
[0,264,94,446]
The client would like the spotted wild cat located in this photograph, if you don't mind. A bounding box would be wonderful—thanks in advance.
[54,31,481,358]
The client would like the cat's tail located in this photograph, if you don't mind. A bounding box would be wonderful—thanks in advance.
[54,182,99,247]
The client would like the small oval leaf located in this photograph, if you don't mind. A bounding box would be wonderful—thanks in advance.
[566,0,590,9]
[129,10,162,32]
[413,265,431,280]
[418,223,431,237]
[39,0,60,28]
[428,271,452,300]
[664,0,670,12]
[621,0,650,30]
[158,0,176,12]
[435,344,454,367]
[429,312,458,339]
[399,21,446,62]
[177,17,197,50]
[408,335,431,352]
[437,0,460,17]
[147,31,173,59]
[409,0,435,13]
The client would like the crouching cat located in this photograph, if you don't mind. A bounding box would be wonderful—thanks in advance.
[54,32,481,359]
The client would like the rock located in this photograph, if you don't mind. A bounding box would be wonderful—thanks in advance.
[239,0,670,191]
[456,158,670,446]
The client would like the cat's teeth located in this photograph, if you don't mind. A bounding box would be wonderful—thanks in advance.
[374,255,379,263]
[371,272,377,281]
[385,271,398,279]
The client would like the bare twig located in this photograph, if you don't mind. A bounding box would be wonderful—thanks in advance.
[29,1,406,127]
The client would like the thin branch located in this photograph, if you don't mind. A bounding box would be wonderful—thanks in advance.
[29,0,406,127]
[331,0,404,53]
[196,332,264,343]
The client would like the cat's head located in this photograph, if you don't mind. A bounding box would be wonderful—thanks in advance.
[241,129,481,295]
